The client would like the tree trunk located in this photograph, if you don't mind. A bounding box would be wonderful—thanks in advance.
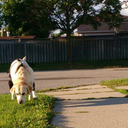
[66,31,72,63]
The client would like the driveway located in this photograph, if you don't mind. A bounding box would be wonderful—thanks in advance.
[1,68,128,94]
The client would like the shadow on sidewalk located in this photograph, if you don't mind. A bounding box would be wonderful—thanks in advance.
[63,97,128,107]
[51,97,128,127]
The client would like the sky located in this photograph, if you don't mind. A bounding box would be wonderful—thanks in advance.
[120,0,128,15]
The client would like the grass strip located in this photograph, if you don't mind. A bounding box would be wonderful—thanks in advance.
[0,94,55,128]
[100,79,128,96]
[1,59,128,72]
[36,85,85,93]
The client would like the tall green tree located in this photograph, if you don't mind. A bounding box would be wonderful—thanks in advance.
[1,0,55,38]
[0,2,3,27]
[47,0,125,39]
[98,0,123,30]
[45,0,124,62]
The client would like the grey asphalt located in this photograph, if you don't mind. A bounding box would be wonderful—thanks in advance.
[1,68,128,94]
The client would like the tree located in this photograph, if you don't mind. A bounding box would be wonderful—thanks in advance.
[98,0,124,31]
[0,2,3,27]
[1,0,127,62]
[45,0,124,62]
[1,0,56,38]
[46,0,126,39]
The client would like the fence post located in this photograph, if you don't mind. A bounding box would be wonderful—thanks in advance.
[66,40,72,63]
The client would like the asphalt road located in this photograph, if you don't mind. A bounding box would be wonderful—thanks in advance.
[1,68,128,94]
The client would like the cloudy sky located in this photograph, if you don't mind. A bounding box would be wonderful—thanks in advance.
[120,0,128,15]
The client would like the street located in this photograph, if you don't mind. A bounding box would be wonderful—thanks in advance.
[1,68,128,94]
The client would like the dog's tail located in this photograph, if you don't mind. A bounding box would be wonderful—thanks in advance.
[23,56,26,61]
[15,59,25,74]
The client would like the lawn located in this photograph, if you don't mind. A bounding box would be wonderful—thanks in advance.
[100,78,128,96]
[100,78,128,88]
[1,59,128,72]
[0,94,55,128]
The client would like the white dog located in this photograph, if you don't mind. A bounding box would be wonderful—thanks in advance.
[8,57,38,104]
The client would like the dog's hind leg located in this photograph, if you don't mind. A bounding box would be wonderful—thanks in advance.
[32,82,38,99]
[8,79,13,89]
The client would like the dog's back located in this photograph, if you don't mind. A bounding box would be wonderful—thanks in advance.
[10,57,34,87]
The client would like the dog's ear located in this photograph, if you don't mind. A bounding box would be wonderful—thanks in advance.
[23,56,26,61]
[27,86,32,94]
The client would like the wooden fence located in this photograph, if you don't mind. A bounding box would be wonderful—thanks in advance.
[71,37,128,61]
[0,41,67,64]
[0,37,128,64]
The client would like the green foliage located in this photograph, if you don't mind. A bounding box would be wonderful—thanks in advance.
[1,0,56,38]
[100,78,128,96]
[46,0,123,39]
[0,94,55,128]
[0,0,123,39]
[98,0,123,29]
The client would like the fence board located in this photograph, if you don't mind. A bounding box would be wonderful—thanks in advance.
[0,37,128,64]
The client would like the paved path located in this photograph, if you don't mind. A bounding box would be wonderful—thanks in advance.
[1,68,128,94]
[44,85,128,128]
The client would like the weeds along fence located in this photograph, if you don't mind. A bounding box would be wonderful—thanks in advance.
[0,37,128,64]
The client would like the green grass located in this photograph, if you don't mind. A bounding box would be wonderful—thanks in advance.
[36,85,85,93]
[100,79,128,88]
[0,64,10,72]
[24,60,128,70]
[100,79,128,96]
[0,94,55,128]
[1,59,128,72]
[76,111,89,113]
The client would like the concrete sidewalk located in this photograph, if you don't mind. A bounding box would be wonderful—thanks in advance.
[44,85,128,128]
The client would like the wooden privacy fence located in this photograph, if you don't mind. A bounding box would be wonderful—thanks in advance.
[71,37,128,61]
[0,41,67,64]
[0,37,128,64]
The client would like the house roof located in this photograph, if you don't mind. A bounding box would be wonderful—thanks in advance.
[77,15,128,35]
[122,15,128,18]
[0,36,35,40]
